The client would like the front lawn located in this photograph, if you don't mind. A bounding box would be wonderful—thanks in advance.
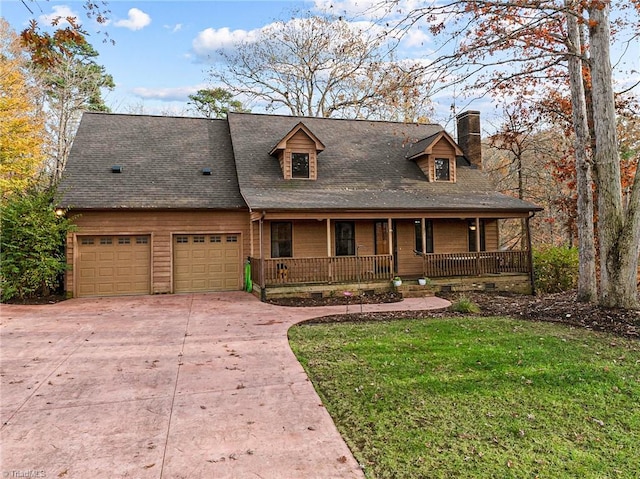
[289,317,640,478]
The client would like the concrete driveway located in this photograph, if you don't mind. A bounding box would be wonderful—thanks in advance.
[1,292,449,478]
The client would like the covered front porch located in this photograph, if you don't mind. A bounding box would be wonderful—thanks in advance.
[247,211,535,299]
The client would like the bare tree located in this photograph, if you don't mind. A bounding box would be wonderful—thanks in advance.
[380,0,639,308]
[210,14,432,119]
[588,2,640,308]
[485,106,570,249]
[564,0,597,302]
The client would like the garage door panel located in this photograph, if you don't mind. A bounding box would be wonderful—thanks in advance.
[80,251,97,261]
[173,234,240,293]
[79,285,96,296]
[98,267,114,277]
[192,264,206,274]
[210,264,223,274]
[79,268,95,278]
[224,263,239,273]
[175,251,190,261]
[98,283,115,294]
[77,235,150,297]
[134,265,148,275]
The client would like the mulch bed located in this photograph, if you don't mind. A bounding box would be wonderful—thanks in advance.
[267,291,402,307]
[291,290,640,340]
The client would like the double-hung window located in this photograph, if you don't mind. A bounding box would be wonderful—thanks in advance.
[271,222,292,258]
[434,158,450,181]
[291,153,310,179]
[335,222,355,256]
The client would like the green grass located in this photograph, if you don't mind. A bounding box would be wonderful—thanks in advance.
[288,317,640,478]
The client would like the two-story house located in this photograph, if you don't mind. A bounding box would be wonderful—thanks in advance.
[59,111,542,299]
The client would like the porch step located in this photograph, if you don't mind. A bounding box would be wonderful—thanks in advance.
[395,282,435,298]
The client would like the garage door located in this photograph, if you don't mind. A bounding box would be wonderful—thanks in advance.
[173,234,240,293]
[77,235,151,297]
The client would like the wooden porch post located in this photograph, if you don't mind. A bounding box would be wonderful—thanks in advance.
[326,218,331,256]
[526,214,536,295]
[259,216,265,300]
[475,217,481,275]
[388,218,394,276]
[327,218,332,281]
[249,218,254,258]
[421,218,427,277]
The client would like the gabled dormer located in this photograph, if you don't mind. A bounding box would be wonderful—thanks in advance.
[406,131,463,183]
[269,122,325,180]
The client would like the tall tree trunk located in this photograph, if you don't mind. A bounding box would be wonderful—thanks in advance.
[565,1,597,302]
[588,1,640,309]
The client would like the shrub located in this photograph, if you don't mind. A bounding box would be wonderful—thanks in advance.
[451,296,480,313]
[533,246,579,294]
[1,188,75,301]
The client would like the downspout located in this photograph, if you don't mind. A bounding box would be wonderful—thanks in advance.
[421,218,427,277]
[526,212,536,295]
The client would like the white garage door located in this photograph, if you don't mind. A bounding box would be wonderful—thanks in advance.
[173,234,240,293]
[77,235,151,297]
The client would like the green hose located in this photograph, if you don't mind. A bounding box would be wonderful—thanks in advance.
[244,261,252,292]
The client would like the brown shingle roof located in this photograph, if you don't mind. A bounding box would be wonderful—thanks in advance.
[60,111,541,214]
[59,112,245,209]
[228,112,541,213]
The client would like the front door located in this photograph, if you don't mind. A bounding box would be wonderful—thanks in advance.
[375,221,398,274]
[374,221,389,255]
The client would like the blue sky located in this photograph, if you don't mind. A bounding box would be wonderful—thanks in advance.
[3,0,484,126]
[3,1,318,114]
[2,0,638,129]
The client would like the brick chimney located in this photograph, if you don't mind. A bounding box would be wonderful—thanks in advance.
[456,111,482,170]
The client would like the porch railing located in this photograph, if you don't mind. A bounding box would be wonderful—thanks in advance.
[250,255,393,286]
[422,250,530,278]
[249,251,530,287]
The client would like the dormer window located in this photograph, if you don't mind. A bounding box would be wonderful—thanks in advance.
[406,131,462,183]
[270,122,325,180]
[434,158,450,181]
[291,153,310,178]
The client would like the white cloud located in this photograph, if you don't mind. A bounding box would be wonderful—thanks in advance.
[313,0,382,18]
[192,26,263,60]
[130,85,205,102]
[114,8,151,31]
[164,23,183,33]
[402,28,431,48]
[39,5,80,27]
